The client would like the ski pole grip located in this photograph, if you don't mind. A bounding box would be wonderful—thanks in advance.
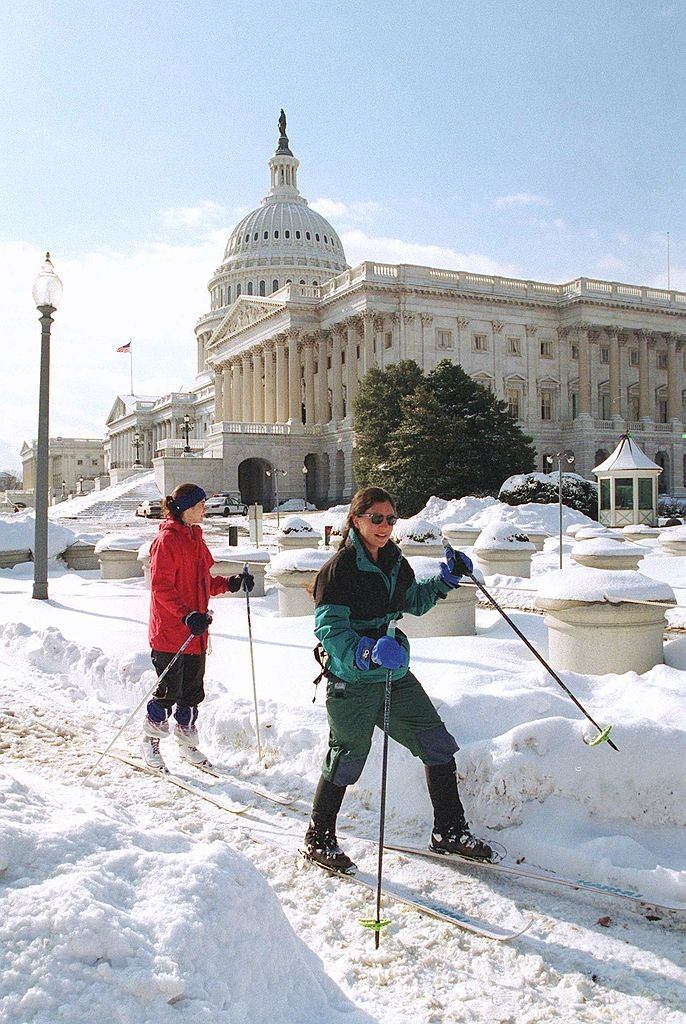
[444,542,474,578]
[242,561,250,591]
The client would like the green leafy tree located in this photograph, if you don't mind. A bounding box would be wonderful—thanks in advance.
[353,360,424,492]
[354,358,536,514]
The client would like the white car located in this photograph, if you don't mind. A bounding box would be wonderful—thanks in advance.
[204,494,248,517]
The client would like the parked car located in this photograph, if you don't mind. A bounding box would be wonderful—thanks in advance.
[204,494,248,517]
[135,499,163,519]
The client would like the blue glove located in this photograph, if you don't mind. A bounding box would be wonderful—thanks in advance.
[439,545,473,589]
[372,636,407,671]
[354,636,375,672]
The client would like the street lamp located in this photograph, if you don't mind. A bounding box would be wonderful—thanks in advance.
[266,467,287,529]
[78,476,84,494]
[180,413,195,454]
[545,450,575,569]
[132,431,143,466]
[61,480,66,500]
[302,464,309,511]
[31,252,63,600]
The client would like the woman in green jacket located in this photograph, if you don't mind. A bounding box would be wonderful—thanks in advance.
[305,485,492,873]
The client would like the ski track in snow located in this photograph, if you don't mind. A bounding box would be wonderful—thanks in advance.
[1,580,686,1022]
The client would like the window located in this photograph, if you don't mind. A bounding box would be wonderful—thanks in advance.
[600,478,611,510]
[226,286,231,304]
[341,349,346,365]
[92,459,98,466]
[77,459,83,466]
[628,395,639,420]
[639,478,653,509]
[306,231,311,240]
[615,478,634,510]
[259,280,266,297]
[657,351,668,369]
[506,389,520,419]
[247,282,253,295]
[263,231,268,240]
[274,230,279,239]
[312,280,318,286]
[272,279,279,293]
[236,284,241,297]
[601,393,611,419]
[540,391,553,420]
[658,398,668,423]
[437,330,453,349]
[600,347,610,364]
[540,339,553,358]
[327,356,331,369]
[324,235,328,243]
[245,234,249,242]
[299,279,305,285]
[384,332,393,350]
[571,392,579,419]
[315,233,320,241]
[473,334,488,352]
[285,230,290,239]
[295,230,301,239]
[630,349,639,366]
[506,337,520,355]
[253,233,258,241]
[571,344,579,360]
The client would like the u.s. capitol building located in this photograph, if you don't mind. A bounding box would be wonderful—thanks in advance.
[106,112,686,506]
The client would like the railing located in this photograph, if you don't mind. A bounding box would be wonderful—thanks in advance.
[155,439,205,454]
[594,419,615,430]
[654,422,673,432]
[208,422,290,436]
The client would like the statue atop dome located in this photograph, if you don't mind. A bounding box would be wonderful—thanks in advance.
[275,108,293,156]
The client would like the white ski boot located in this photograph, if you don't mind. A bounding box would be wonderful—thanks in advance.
[174,724,213,770]
[141,736,167,771]
[143,714,170,739]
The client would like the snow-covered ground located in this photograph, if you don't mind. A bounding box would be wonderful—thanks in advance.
[1,539,686,1023]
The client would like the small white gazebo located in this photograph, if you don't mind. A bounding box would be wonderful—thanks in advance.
[593,433,662,527]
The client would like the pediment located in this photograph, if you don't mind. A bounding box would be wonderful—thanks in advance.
[105,396,128,425]
[209,296,284,347]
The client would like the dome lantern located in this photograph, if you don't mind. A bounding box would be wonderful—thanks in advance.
[266,108,302,202]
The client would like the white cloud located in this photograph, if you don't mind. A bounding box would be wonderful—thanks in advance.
[340,229,519,277]
[159,200,227,232]
[311,197,384,224]
[493,193,550,209]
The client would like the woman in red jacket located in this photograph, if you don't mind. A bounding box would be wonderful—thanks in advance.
[142,482,251,771]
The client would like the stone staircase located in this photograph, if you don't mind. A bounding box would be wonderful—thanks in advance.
[51,472,161,524]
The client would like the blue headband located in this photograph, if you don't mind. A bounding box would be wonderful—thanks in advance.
[173,486,207,513]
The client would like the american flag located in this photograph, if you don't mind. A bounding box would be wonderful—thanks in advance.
[116,341,131,353]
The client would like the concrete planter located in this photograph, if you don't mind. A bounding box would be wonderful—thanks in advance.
[441,524,482,548]
[658,527,686,556]
[0,549,32,568]
[402,584,477,638]
[571,539,643,571]
[472,547,533,578]
[98,548,144,580]
[524,530,549,552]
[270,568,317,616]
[62,542,99,570]
[211,558,268,598]
[622,526,660,544]
[276,533,320,552]
[399,540,445,558]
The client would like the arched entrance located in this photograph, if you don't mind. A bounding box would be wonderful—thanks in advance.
[303,452,318,508]
[655,451,670,493]
[238,457,272,508]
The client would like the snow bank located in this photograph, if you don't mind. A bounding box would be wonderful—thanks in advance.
[0,769,371,1024]
[420,494,497,526]
[0,510,76,557]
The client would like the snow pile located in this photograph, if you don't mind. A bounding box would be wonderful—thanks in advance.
[420,494,497,526]
[0,510,76,557]
[474,522,535,552]
[270,549,333,573]
[622,524,660,536]
[571,538,644,558]
[276,499,316,512]
[95,532,151,553]
[278,516,319,536]
[536,567,675,604]
[574,525,616,541]
[0,769,369,1024]
[659,524,686,542]
[466,501,592,536]
[393,516,441,544]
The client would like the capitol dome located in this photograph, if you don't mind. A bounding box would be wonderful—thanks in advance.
[205,112,348,311]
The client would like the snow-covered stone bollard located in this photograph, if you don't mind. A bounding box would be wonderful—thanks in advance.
[570,538,643,571]
[574,525,621,542]
[621,524,661,544]
[565,522,586,539]
[472,522,535,578]
[269,549,334,617]
[95,533,147,580]
[521,529,549,552]
[210,548,270,597]
[394,517,444,557]
[276,516,321,552]
[62,535,102,571]
[535,567,674,675]
[401,556,478,638]
[658,525,686,557]
[441,522,482,549]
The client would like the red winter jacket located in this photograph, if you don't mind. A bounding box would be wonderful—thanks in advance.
[148,518,229,654]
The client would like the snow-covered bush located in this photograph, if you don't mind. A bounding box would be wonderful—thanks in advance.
[499,472,598,519]
[474,522,535,551]
[658,495,686,519]
[279,516,316,536]
[393,516,441,545]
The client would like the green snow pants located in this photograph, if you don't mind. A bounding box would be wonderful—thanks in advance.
[321,670,459,786]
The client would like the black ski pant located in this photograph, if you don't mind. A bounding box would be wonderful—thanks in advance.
[150,650,206,712]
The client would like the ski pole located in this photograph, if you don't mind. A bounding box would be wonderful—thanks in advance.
[243,563,263,762]
[361,620,398,947]
[85,632,195,782]
[445,544,619,752]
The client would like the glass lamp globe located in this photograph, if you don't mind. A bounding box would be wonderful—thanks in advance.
[32,252,63,309]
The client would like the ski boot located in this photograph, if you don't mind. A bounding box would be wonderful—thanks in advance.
[174,724,213,770]
[143,700,170,739]
[141,736,167,772]
[430,823,493,862]
[304,827,356,874]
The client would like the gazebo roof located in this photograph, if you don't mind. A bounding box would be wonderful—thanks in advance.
[593,434,662,476]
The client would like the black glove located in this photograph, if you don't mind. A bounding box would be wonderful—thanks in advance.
[183,611,213,635]
[227,573,254,593]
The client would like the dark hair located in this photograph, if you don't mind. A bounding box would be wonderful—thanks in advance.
[340,486,397,546]
[162,482,204,523]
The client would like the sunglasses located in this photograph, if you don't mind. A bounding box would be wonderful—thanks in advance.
[358,513,398,526]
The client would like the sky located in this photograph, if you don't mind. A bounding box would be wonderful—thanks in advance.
[1,0,685,469]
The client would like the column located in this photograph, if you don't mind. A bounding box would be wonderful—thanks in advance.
[242,353,253,422]
[233,359,243,421]
[264,342,276,424]
[576,323,592,418]
[275,336,288,422]
[253,347,264,423]
[345,321,359,415]
[288,331,301,423]
[667,333,681,422]
[303,338,315,425]
[420,313,433,371]
[214,369,223,423]
[317,332,330,423]
[331,326,344,422]
[363,313,376,374]
[222,364,232,422]
[638,330,650,419]
[374,315,384,370]
[608,328,621,420]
